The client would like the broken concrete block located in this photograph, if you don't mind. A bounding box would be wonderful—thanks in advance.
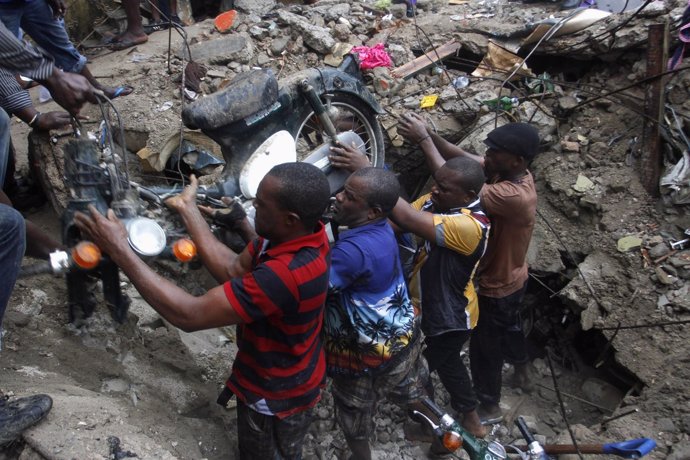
[581,378,623,412]
[183,34,254,65]
[277,10,335,54]
[234,0,276,16]
[561,140,580,153]
[617,235,642,252]
[572,174,594,192]
[323,43,354,67]
[270,36,290,55]
[655,266,676,285]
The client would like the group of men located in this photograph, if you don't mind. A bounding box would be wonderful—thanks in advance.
[0,7,539,457]
[65,119,539,458]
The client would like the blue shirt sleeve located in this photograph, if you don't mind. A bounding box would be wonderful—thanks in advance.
[329,240,367,291]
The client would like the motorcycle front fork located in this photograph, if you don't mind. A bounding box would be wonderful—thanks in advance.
[67,259,131,324]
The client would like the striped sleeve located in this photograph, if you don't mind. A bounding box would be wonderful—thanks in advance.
[0,21,54,80]
[0,68,32,113]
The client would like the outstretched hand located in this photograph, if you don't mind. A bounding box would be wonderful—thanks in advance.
[199,197,248,230]
[328,142,371,173]
[165,175,200,214]
[397,113,431,144]
[74,205,129,257]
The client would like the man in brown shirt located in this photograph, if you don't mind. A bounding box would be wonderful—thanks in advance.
[398,117,540,425]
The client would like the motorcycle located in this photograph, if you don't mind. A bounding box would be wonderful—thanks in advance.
[413,397,657,460]
[23,54,384,324]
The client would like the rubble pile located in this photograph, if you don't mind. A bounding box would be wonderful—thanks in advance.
[4,0,690,458]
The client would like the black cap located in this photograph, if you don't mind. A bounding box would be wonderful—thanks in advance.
[483,123,540,160]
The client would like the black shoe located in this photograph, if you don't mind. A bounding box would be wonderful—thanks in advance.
[0,394,53,445]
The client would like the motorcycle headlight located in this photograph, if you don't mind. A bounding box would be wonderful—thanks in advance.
[126,218,166,257]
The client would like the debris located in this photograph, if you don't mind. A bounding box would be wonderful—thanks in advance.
[350,43,392,70]
[214,10,237,33]
[521,8,612,47]
[660,150,690,205]
[472,40,534,80]
[420,94,438,109]
[573,174,595,192]
[392,40,460,80]
[617,235,643,252]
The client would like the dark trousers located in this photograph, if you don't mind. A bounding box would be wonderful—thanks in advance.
[470,283,529,406]
[423,330,476,413]
[237,401,313,460]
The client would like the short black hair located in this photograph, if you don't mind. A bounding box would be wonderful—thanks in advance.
[350,167,401,215]
[443,157,486,195]
[267,162,331,228]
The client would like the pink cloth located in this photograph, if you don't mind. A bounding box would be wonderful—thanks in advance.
[351,44,392,70]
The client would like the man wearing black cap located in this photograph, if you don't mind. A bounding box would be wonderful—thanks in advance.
[398,115,539,425]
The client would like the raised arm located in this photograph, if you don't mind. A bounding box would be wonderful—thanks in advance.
[389,197,437,244]
[166,175,251,283]
[398,113,484,173]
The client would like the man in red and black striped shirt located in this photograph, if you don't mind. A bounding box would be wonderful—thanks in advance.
[76,162,332,459]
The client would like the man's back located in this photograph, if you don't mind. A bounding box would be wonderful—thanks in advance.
[224,223,330,418]
[478,171,537,298]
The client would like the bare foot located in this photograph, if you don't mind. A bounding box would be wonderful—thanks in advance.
[462,410,488,438]
[109,31,148,51]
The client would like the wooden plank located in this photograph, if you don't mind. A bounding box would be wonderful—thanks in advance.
[391,40,461,79]
[640,21,669,197]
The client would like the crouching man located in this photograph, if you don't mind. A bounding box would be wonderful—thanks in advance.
[75,163,332,460]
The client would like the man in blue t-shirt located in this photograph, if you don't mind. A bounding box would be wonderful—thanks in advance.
[323,166,428,460]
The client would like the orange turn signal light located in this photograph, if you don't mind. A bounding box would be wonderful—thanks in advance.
[72,241,102,269]
[172,238,196,262]
[442,431,462,452]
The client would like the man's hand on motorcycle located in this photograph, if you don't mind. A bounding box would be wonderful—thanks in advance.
[398,113,431,144]
[165,175,200,213]
[329,142,371,172]
[74,205,129,256]
[199,197,248,230]
[37,111,76,131]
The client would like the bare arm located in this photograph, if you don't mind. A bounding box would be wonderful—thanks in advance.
[0,190,61,259]
[74,206,244,332]
[398,113,484,172]
[166,176,251,283]
[389,197,437,245]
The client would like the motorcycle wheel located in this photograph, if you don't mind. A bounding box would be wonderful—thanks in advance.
[293,92,385,167]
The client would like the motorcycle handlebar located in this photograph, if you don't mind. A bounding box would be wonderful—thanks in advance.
[421,397,447,420]
[516,416,536,444]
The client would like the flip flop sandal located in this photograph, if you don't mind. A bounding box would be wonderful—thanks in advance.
[109,85,134,99]
[109,37,147,51]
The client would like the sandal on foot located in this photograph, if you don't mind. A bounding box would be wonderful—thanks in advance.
[109,36,147,51]
[105,85,134,99]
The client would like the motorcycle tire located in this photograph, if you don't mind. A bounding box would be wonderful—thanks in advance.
[293,92,385,168]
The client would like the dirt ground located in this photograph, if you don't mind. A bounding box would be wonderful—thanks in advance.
[2,1,690,459]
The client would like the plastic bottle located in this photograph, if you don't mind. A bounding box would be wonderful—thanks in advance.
[452,76,470,89]
[482,96,519,111]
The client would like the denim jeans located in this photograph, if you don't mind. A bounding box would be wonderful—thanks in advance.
[0,0,87,73]
[470,282,529,406]
[0,204,26,349]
